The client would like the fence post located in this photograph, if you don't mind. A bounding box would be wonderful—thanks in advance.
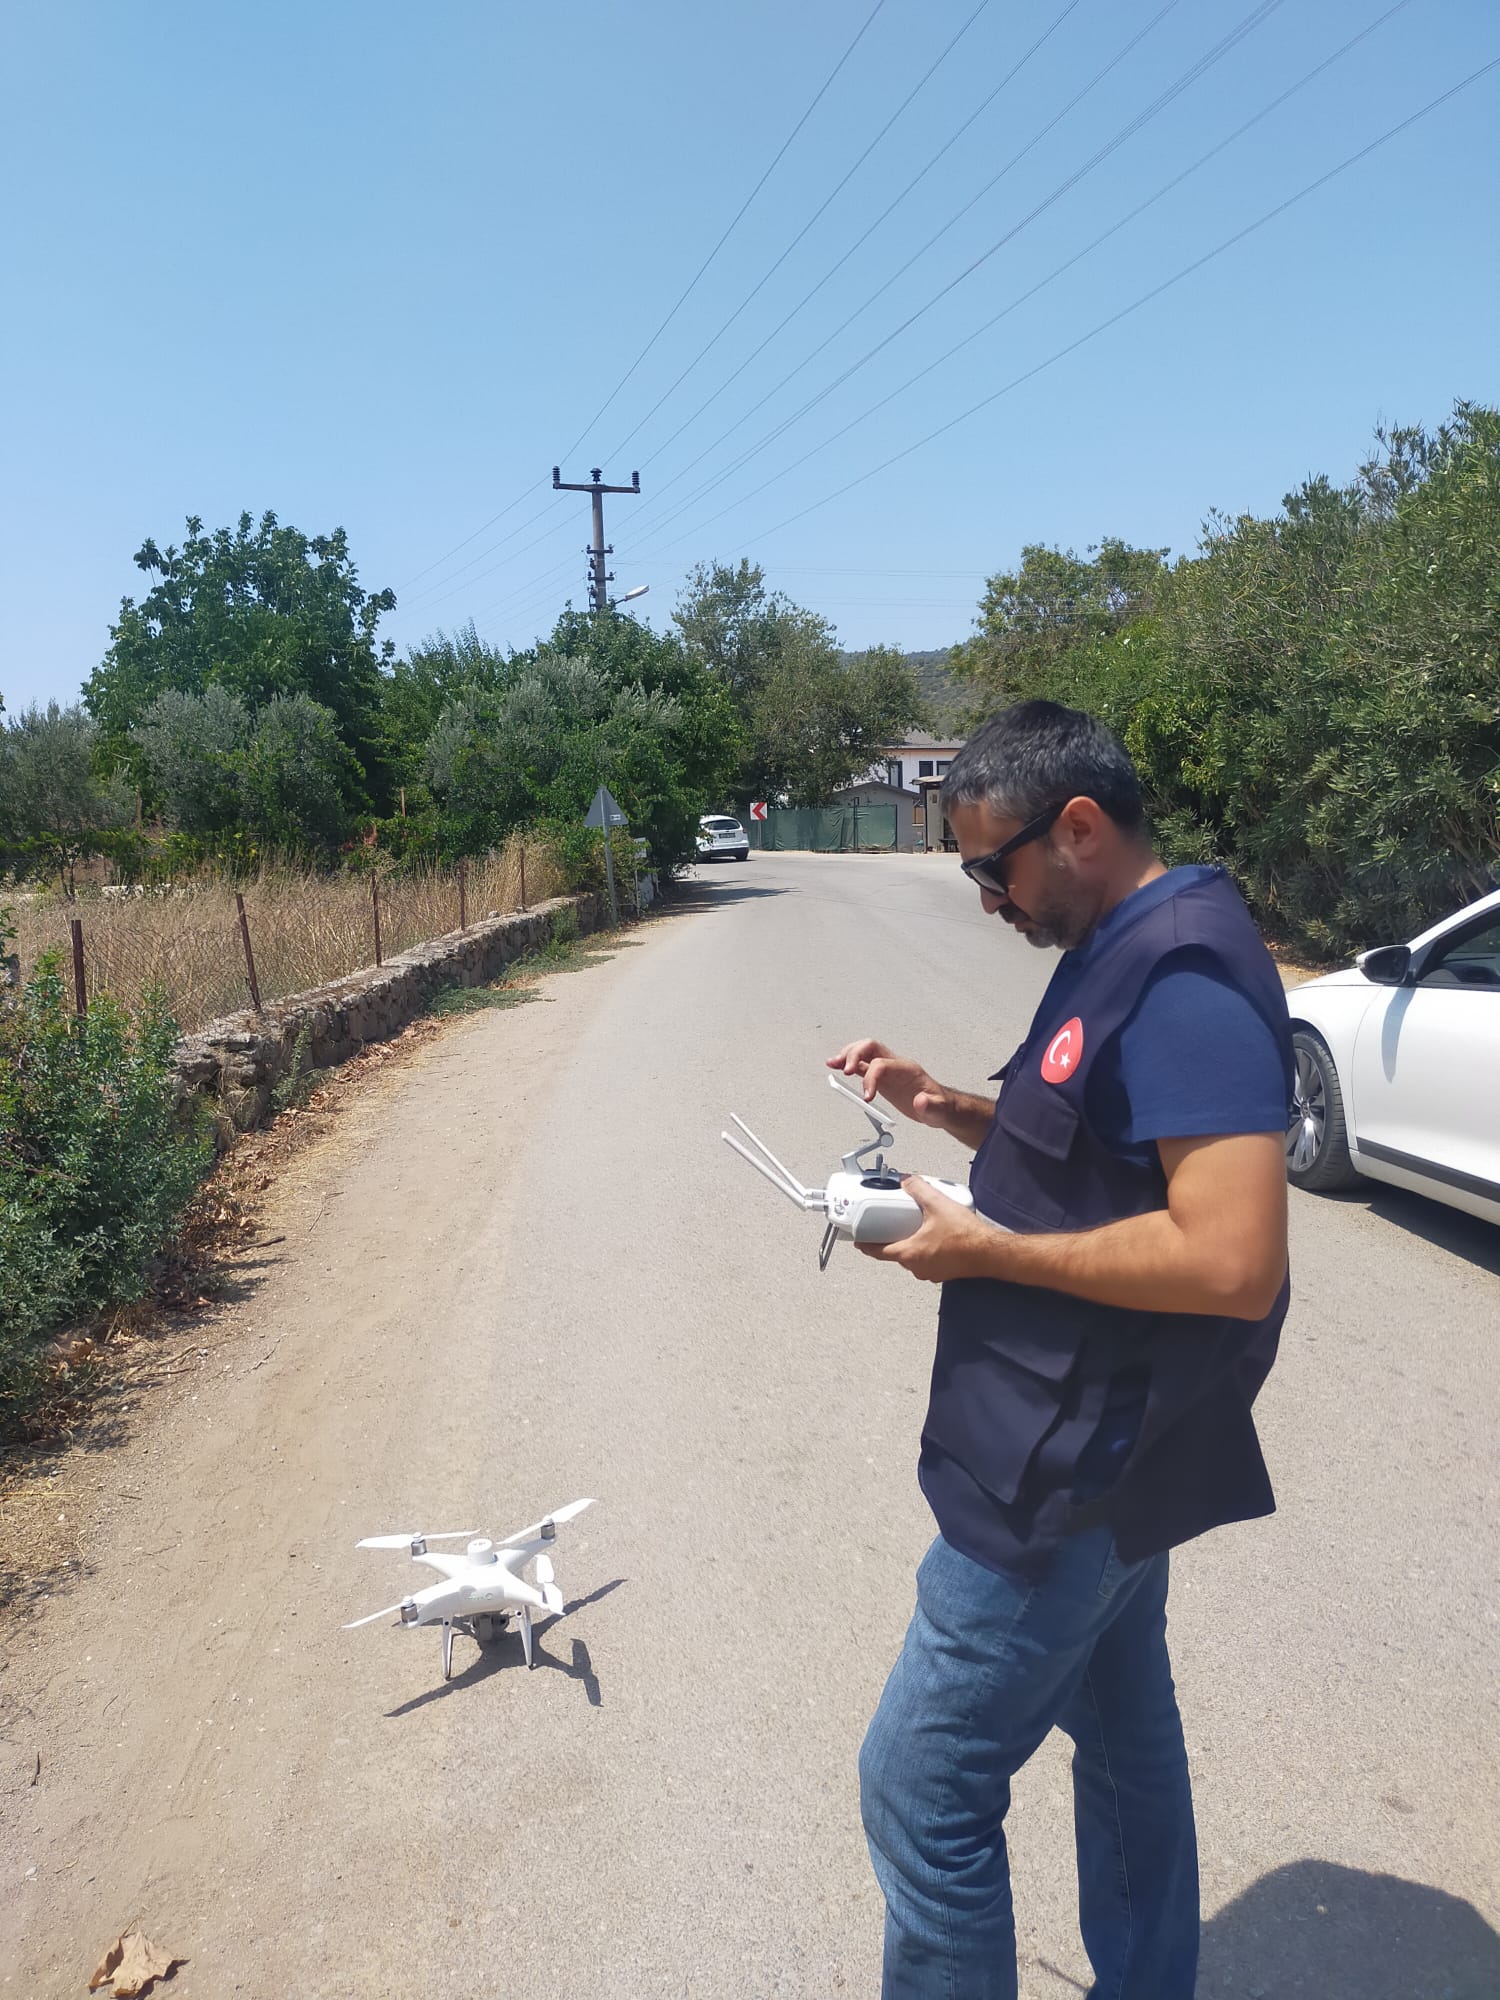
[69,917,87,1018]
[372,872,383,967]
[519,843,527,912]
[235,893,263,1014]
[458,860,467,933]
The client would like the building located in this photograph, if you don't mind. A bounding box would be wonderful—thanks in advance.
[871,732,966,796]
[828,777,921,852]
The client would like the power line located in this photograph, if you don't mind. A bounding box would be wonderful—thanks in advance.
[637,0,1416,557]
[472,17,1477,649]
[467,0,1255,635]
[398,495,575,611]
[622,0,1214,543]
[393,480,551,594]
[631,0,1087,480]
[559,0,888,463]
[399,507,582,620]
[773,566,991,578]
[605,0,993,459]
[421,0,1216,635]
[394,0,886,607]
[723,57,1500,556]
[630,0,1283,552]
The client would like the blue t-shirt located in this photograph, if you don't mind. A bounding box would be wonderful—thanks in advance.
[923,868,1290,1565]
[1045,868,1289,1162]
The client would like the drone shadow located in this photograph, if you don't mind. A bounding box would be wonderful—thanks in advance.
[383,1576,625,1719]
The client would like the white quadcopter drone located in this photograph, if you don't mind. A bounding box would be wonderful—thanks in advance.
[723,1073,975,1269]
[345,1498,595,1680]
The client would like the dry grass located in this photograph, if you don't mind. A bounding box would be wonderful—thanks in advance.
[8,834,566,1035]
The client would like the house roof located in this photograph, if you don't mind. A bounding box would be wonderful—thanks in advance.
[877,732,966,753]
[832,778,911,800]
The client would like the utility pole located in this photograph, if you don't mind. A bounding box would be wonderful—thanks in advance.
[552,465,640,611]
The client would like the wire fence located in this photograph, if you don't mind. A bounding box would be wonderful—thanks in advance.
[7,834,564,1036]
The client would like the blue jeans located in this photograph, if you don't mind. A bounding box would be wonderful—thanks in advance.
[859,1530,1198,1999]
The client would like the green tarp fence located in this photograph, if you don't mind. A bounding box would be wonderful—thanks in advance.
[749,804,897,852]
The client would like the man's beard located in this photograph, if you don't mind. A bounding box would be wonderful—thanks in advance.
[1002,853,1092,952]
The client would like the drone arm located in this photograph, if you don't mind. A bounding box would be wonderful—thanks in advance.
[343,1600,409,1629]
[412,1552,467,1577]
[497,1497,596,1549]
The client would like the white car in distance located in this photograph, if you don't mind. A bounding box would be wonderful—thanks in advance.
[697,814,750,863]
[1285,887,1500,1225]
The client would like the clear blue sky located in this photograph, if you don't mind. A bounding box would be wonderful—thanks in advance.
[2,0,1496,710]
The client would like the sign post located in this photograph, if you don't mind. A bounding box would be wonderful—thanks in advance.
[585,784,629,925]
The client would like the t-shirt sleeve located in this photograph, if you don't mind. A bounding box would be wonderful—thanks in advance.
[1110,951,1289,1145]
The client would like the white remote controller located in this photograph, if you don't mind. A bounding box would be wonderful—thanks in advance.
[723,1073,976,1269]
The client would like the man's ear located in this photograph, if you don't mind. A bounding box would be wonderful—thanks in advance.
[1055,795,1109,857]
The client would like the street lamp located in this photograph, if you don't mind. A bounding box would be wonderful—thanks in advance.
[616,584,649,605]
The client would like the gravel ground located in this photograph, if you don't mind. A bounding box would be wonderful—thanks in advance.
[2,853,1496,1998]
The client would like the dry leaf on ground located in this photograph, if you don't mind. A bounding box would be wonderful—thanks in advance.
[88,1929,185,1996]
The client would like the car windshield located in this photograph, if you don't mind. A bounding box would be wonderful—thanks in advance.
[703,818,741,830]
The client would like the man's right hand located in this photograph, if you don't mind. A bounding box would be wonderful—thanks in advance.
[827,1040,997,1152]
[826,1040,953,1130]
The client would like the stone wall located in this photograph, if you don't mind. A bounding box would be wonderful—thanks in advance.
[173,892,597,1135]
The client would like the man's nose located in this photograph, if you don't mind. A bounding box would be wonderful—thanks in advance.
[979,886,1010,917]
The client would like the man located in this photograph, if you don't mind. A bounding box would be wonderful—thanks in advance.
[829,701,1292,2000]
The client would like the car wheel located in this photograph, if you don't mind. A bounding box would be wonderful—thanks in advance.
[1286,1029,1359,1191]
[734,850,749,861]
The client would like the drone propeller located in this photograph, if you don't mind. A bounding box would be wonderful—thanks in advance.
[498,1497,595,1547]
[343,1600,410,1629]
[356,1531,478,1550]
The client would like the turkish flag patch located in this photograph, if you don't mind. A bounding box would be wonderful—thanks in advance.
[1040,1017,1083,1084]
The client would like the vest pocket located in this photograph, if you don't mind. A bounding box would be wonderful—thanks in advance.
[983,1082,1082,1229]
[923,1350,1068,1505]
[928,1292,1087,1505]
[997,1080,1080,1159]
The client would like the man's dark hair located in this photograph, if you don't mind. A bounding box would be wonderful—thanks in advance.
[940,700,1145,832]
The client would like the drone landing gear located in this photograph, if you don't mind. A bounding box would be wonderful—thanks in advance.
[439,1611,535,1679]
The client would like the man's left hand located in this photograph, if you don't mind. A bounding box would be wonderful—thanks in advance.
[859,1175,995,1282]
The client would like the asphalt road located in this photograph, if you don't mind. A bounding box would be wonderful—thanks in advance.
[3,851,1498,1998]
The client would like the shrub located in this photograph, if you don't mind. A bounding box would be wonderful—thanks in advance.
[951,405,1500,958]
[0,945,211,1421]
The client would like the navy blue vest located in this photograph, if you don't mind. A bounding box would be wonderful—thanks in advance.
[924,867,1294,1565]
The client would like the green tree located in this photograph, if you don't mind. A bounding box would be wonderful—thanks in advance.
[949,538,1168,717]
[673,561,925,803]
[0,704,133,890]
[131,686,249,834]
[947,405,1500,957]
[672,558,826,704]
[129,686,355,858]
[86,512,395,811]
[404,607,739,869]
[236,695,358,858]
[379,620,513,786]
[754,642,928,806]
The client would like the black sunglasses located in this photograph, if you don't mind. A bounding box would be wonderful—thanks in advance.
[959,803,1065,896]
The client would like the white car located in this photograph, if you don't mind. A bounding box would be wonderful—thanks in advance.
[1285,887,1500,1225]
[697,814,749,862]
